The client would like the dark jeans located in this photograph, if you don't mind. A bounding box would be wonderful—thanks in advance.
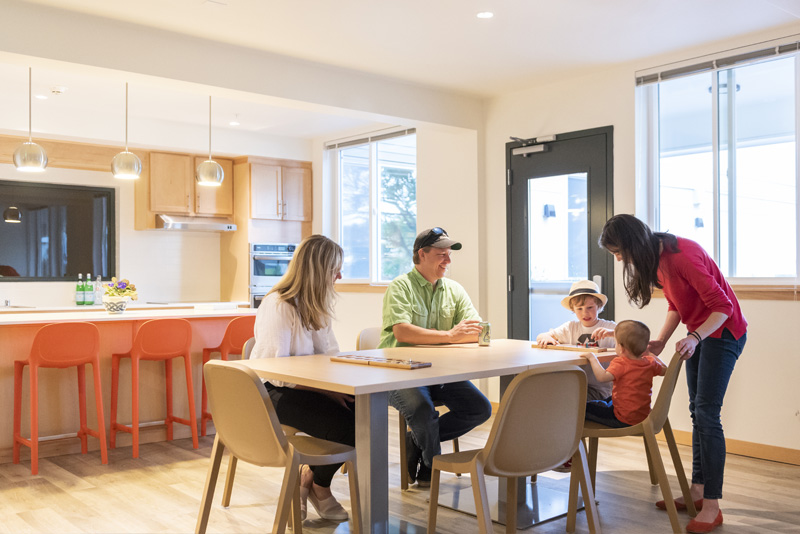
[389,381,492,468]
[265,383,355,488]
[685,328,746,500]
[585,397,630,428]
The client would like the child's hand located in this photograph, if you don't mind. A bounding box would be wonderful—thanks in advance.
[579,351,596,361]
[591,327,614,340]
[537,334,558,347]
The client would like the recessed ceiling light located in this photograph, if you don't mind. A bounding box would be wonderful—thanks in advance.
[35,94,47,100]
[477,11,494,19]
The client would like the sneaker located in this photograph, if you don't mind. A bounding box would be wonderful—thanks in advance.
[308,487,349,521]
[416,461,432,488]
[405,431,422,484]
[553,459,572,473]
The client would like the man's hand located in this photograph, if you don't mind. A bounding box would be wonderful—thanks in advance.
[323,391,355,409]
[448,319,483,343]
[536,334,558,347]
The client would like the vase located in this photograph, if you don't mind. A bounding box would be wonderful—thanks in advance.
[102,295,129,314]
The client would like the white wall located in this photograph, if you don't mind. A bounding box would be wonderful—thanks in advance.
[484,28,800,450]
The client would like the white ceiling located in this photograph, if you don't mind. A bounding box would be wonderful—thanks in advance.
[3,0,800,147]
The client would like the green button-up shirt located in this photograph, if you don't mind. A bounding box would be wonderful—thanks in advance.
[378,267,480,348]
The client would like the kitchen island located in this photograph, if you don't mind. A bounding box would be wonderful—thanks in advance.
[0,305,257,465]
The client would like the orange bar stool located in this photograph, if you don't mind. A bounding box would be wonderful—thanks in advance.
[13,322,109,475]
[110,318,198,458]
[200,315,256,436]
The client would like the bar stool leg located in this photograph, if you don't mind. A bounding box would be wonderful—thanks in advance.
[165,359,174,441]
[110,354,120,449]
[183,354,199,449]
[131,356,140,459]
[200,348,212,437]
[30,365,39,475]
[77,363,88,454]
[92,360,109,465]
[13,361,24,465]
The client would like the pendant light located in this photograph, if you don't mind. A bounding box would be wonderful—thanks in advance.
[196,95,224,187]
[111,83,142,179]
[3,207,22,223]
[13,67,48,173]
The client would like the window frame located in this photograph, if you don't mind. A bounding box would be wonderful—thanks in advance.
[328,129,417,286]
[637,51,800,287]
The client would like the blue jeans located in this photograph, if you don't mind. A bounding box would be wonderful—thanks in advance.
[585,397,630,428]
[389,381,492,468]
[685,328,746,500]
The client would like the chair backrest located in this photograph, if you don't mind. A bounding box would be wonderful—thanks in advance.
[133,318,192,358]
[204,360,290,467]
[356,327,382,350]
[222,315,256,355]
[29,322,100,368]
[647,352,684,433]
[242,337,256,360]
[481,366,587,477]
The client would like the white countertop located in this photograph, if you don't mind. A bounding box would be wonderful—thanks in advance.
[0,303,256,326]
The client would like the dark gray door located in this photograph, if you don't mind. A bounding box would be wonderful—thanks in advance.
[506,126,614,340]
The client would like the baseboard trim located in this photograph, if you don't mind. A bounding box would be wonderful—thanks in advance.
[660,429,800,466]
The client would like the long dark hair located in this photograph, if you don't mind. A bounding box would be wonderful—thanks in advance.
[598,214,679,308]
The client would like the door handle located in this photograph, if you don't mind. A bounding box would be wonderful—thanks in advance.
[592,275,602,293]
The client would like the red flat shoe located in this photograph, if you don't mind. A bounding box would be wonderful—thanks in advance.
[656,498,704,511]
[686,510,723,533]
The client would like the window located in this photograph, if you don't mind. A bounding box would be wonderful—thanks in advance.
[329,130,417,283]
[638,48,798,281]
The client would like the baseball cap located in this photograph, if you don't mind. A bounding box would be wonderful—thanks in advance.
[413,227,462,252]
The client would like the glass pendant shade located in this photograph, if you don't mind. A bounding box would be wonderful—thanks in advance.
[196,159,224,186]
[196,95,224,187]
[111,150,142,179]
[3,206,22,223]
[13,141,48,172]
[14,67,48,173]
[112,82,141,179]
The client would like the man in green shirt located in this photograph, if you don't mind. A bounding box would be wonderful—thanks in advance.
[379,227,492,487]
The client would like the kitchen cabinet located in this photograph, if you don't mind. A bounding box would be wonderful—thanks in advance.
[250,163,311,221]
[148,152,233,216]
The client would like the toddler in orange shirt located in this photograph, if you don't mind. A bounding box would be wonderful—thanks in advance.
[580,320,666,428]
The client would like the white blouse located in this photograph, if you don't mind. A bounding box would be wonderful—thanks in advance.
[251,292,340,388]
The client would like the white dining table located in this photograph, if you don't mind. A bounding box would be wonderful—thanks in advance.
[240,339,614,534]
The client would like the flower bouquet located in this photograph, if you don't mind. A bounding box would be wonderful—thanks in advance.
[102,277,138,313]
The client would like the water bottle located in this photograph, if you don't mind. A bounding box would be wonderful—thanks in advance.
[75,273,85,305]
[84,273,94,305]
[95,275,103,304]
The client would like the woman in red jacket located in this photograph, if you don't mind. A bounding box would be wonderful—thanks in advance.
[600,214,747,534]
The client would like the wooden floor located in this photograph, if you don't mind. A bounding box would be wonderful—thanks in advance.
[2,412,799,534]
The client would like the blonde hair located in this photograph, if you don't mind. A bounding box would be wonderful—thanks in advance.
[614,320,650,357]
[268,235,343,331]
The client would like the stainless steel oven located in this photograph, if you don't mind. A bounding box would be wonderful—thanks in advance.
[249,243,296,307]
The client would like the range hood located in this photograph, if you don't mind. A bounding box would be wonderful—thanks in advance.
[155,214,236,232]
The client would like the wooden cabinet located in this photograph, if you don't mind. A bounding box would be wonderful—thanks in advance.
[148,152,233,217]
[250,163,311,221]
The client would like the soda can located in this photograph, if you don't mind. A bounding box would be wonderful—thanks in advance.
[478,321,491,346]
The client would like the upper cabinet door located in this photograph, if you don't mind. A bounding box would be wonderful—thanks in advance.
[282,166,312,221]
[194,157,234,216]
[250,163,282,219]
[150,152,192,214]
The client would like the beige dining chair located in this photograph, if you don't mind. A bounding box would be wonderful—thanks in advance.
[428,366,600,534]
[196,360,362,534]
[355,326,461,489]
[578,351,693,534]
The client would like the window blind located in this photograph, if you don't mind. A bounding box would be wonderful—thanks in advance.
[324,128,416,150]
[636,38,800,86]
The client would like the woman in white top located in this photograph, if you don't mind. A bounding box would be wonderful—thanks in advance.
[251,234,353,522]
